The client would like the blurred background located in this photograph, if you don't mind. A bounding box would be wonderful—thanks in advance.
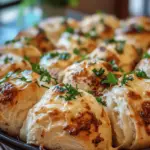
[0,0,150,44]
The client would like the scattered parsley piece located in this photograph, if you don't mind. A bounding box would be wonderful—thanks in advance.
[109,60,119,71]
[4,56,13,64]
[96,96,106,106]
[0,72,13,84]
[43,52,71,60]
[60,84,81,101]
[115,41,125,54]
[73,48,80,55]
[46,52,59,59]
[18,76,32,83]
[65,27,74,34]
[85,27,98,39]
[59,52,71,60]
[135,69,149,79]
[101,72,118,85]
[92,68,105,77]
[105,38,125,54]
[32,64,52,83]
[24,56,30,62]
[121,74,134,85]
[99,18,104,24]
[133,24,144,33]
[143,52,150,59]
[5,39,20,45]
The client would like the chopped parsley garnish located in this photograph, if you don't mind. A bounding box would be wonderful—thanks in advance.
[17,76,32,83]
[5,39,20,45]
[59,52,71,60]
[135,69,149,79]
[99,18,104,24]
[0,72,13,84]
[24,56,30,62]
[115,41,125,54]
[121,74,134,85]
[65,27,74,34]
[105,38,125,54]
[60,84,81,101]
[32,63,53,83]
[96,96,106,106]
[132,24,144,33]
[43,52,71,60]
[85,27,98,39]
[101,72,118,85]
[4,56,13,64]
[46,52,59,59]
[92,68,105,77]
[109,60,119,71]
[73,48,80,55]
[143,52,150,59]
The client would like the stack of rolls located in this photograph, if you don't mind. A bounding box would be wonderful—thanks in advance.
[0,12,150,150]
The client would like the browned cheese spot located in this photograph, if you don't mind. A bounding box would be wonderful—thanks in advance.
[0,82,18,105]
[127,90,141,100]
[139,101,150,135]
[92,134,104,147]
[64,111,101,136]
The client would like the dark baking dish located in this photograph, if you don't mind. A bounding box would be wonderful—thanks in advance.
[0,130,39,150]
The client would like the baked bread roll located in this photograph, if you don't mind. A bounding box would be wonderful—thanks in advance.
[1,37,41,63]
[89,39,140,72]
[40,50,82,79]
[39,17,79,45]
[57,32,97,54]
[136,49,150,77]
[0,53,31,78]
[61,59,120,97]
[20,84,112,150]
[0,69,54,136]
[116,16,150,51]
[79,13,119,40]
[103,74,150,149]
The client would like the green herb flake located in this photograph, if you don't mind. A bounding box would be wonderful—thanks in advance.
[99,18,104,24]
[42,52,71,61]
[105,38,125,54]
[0,72,13,84]
[92,68,105,77]
[109,60,119,71]
[46,52,59,59]
[5,39,20,45]
[134,24,144,33]
[115,41,125,54]
[18,76,32,83]
[143,52,150,59]
[135,69,149,79]
[4,56,13,64]
[24,56,30,62]
[121,74,134,86]
[65,27,74,34]
[96,96,106,106]
[59,52,71,60]
[73,48,80,55]
[32,64,52,83]
[60,84,81,101]
[101,72,118,85]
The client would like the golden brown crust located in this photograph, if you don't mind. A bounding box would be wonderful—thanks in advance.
[0,82,17,105]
